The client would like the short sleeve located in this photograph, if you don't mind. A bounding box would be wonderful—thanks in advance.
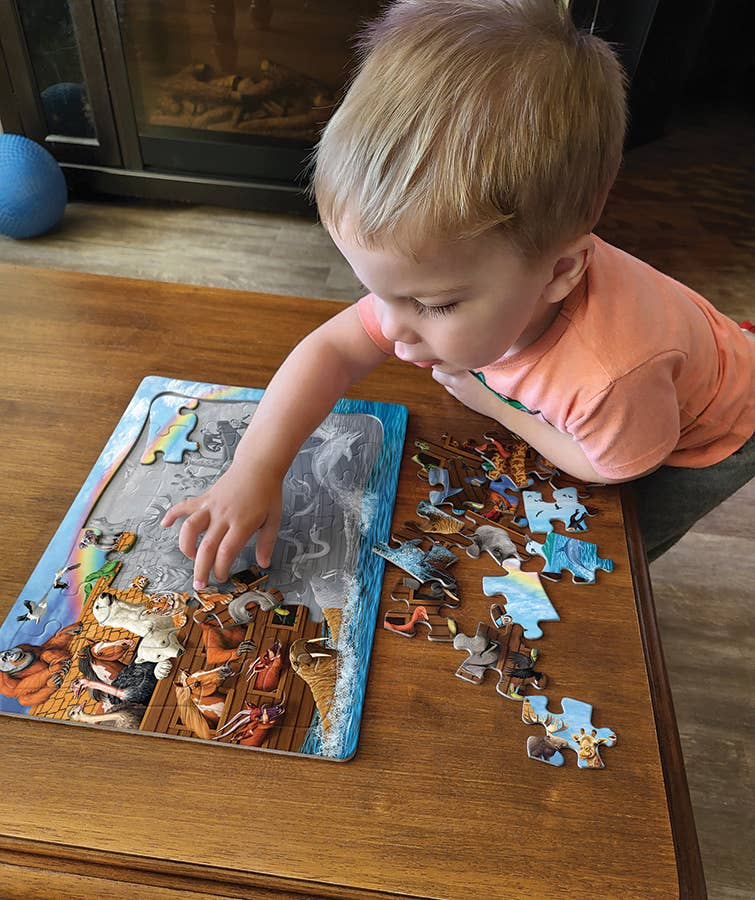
[566,353,682,479]
[356,294,394,355]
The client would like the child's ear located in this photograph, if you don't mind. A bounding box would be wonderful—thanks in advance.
[542,234,594,303]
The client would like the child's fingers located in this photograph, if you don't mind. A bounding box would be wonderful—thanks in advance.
[178,508,211,560]
[213,526,249,583]
[193,523,227,589]
[161,497,196,527]
[255,509,282,569]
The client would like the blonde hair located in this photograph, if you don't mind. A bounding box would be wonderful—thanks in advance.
[307,0,627,260]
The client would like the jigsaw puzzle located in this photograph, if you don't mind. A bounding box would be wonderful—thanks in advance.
[522,695,617,768]
[482,560,560,640]
[521,487,597,534]
[0,376,407,760]
[383,577,458,641]
[453,620,546,699]
[525,533,614,583]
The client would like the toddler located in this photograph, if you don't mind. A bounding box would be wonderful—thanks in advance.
[162,0,754,588]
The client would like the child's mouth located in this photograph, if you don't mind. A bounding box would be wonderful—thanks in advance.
[410,358,441,368]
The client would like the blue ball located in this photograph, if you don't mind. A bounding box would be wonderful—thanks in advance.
[0,134,67,239]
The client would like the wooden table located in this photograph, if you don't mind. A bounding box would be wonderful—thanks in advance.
[0,264,705,898]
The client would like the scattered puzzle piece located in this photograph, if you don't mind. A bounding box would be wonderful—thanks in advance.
[373,536,460,599]
[525,533,614,584]
[414,500,467,535]
[141,395,199,464]
[452,621,547,699]
[482,559,559,640]
[453,623,501,683]
[384,577,458,641]
[522,486,597,534]
[522,695,617,768]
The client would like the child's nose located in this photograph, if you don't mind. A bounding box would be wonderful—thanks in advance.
[380,304,419,344]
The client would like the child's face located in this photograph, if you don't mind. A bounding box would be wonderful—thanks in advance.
[328,223,559,370]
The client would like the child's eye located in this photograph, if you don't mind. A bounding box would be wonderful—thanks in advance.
[410,298,458,318]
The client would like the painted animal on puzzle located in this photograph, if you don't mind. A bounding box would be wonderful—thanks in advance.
[197,618,256,666]
[463,523,520,565]
[215,700,286,747]
[247,639,284,692]
[67,701,146,730]
[521,487,597,534]
[383,577,458,641]
[70,659,162,709]
[522,695,617,768]
[92,591,186,664]
[174,665,234,738]
[525,533,614,583]
[0,623,82,707]
[76,638,135,693]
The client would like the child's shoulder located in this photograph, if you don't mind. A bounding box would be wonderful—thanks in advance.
[564,235,743,384]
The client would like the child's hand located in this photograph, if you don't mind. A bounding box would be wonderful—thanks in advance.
[160,465,282,590]
[432,365,502,420]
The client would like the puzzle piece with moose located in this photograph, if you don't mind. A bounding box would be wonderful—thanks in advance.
[522,695,617,769]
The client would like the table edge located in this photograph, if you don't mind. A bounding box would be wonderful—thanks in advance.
[621,485,707,899]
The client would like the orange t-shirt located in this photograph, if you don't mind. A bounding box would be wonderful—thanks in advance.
[356,235,755,479]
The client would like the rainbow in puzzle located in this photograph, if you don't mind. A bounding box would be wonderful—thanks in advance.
[0,376,406,760]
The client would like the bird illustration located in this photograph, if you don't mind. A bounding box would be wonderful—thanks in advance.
[53,563,81,589]
[16,592,50,623]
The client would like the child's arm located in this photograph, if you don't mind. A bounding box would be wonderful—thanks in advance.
[432,366,657,484]
[161,305,388,588]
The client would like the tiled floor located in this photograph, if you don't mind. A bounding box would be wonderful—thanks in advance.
[1,98,753,898]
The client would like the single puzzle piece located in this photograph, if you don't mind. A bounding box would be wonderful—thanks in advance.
[373,536,461,598]
[414,499,467,535]
[521,486,597,534]
[482,558,559,640]
[383,599,458,641]
[140,395,199,464]
[453,623,501,683]
[459,513,525,566]
[78,527,136,554]
[522,695,617,768]
[525,532,614,584]
[453,621,547,699]
[426,466,464,509]
[491,620,547,700]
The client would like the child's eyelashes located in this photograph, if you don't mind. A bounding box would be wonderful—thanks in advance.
[410,298,458,318]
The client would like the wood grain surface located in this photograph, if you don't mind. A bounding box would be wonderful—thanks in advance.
[0,264,703,898]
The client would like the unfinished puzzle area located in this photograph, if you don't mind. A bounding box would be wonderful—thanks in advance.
[374,431,618,770]
[0,377,406,760]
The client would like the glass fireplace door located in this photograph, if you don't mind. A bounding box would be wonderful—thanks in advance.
[113,0,384,182]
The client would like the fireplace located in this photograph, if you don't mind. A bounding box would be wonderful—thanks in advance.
[0,1,668,214]
[0,0,385,214]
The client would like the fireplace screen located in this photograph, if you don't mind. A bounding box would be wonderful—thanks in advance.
[116,0,383,162]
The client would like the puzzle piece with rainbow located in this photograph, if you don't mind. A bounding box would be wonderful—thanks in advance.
[522,695,617,768]
[140,395,199,464]
[482,559,560,640]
